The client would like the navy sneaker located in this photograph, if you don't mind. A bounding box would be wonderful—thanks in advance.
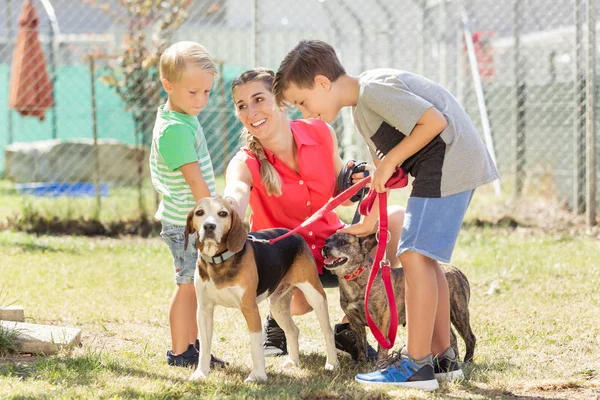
[334,323,378,361]
[167,342,229,369]
[355,348,439,391]
[263,315,287,356]
[166,344,198,368]
[434,347,463,381]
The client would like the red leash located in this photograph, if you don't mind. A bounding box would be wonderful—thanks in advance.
[263,167,408,349]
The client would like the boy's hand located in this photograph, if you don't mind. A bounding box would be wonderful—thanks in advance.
[371,158,397,193]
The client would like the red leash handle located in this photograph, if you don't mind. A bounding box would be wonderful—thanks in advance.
[362,166,408,349]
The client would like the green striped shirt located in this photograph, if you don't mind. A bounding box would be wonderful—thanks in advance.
[149,105,216,226]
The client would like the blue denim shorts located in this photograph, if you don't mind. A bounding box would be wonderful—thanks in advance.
[397,190,475,263]
[160,223,198,284]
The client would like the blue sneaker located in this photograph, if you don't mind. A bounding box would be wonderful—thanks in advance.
[355,350,439,391]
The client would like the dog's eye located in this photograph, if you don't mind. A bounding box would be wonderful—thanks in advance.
[217,211,228,218]
[195,209,204,216]
[338,240,347,246]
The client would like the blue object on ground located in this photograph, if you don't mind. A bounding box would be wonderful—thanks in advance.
[14,182,109,198]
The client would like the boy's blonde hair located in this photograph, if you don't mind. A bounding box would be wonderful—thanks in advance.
[231,68,282,197]
[272,40,345,106]
[160,41,217,83]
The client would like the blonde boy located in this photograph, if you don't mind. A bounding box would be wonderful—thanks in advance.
[150,41,225,368]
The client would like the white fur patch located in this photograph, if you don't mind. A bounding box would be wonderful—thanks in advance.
[197,281,245,308]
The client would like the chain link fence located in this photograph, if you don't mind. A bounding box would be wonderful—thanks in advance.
[0,0,598,229]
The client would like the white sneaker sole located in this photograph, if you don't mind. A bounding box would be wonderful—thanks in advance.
[435,369,464,381]
[263,347,286,356]
[355,377,440,391]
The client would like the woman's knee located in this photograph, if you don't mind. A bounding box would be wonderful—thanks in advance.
[290,289,313,316]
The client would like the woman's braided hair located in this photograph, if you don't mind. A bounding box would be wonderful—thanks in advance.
[231,68,282,196]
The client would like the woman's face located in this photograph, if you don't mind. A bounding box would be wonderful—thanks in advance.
[233,80,283,141]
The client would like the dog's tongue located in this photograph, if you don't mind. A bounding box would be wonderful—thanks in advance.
[323,256,340,265]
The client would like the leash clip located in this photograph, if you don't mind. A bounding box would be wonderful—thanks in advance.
[246,234,270,244]
[379,259,391,268]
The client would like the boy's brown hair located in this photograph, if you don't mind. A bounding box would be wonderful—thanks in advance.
[160,41,217,83]
[272,40,345,106]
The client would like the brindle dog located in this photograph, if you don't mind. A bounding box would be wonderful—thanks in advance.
[322,232,476,363]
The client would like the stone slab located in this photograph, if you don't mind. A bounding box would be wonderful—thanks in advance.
[0,305,25,322]
[0,321,82,355]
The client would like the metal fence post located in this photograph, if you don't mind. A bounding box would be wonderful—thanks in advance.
[39,0,60,140]
[585,0,597,226]
[513,0,526,197]
[574,0,586,214]
[89,55,101,219]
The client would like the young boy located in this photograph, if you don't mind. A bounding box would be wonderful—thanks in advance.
[150,41,226,368]
[273,40,499,391]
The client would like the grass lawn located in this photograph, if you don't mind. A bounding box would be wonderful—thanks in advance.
[1,225,599,399]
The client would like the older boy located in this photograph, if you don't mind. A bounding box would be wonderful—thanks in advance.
[273,40,498,391]
[150,41,225,368]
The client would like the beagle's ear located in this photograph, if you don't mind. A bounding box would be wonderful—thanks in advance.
[184,207,196,251]
[360,233,378,254]
[226,207,247,253]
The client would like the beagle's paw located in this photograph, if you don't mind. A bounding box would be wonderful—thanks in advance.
[325,360,338,371]
[189,368,209,381]
[282,357,300,368]
[245,371,268,382]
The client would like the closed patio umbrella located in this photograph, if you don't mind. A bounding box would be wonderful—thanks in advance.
[8,0,54,121]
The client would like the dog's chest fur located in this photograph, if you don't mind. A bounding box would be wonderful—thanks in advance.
[196,279,245,308]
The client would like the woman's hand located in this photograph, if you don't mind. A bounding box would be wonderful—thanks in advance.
[347,160,372,184]
[338,213,378,237]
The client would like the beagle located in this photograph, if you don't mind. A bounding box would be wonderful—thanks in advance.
[184,196,338,382]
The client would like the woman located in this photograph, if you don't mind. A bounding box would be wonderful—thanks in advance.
[223,68,404,358]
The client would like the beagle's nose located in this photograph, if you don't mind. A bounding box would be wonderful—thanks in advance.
[203,222,216,231]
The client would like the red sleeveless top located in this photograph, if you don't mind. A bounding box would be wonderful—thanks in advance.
[233,119,344,273]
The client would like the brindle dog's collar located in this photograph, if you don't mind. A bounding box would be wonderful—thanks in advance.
[201,250,236,265]
[343,265,367,281]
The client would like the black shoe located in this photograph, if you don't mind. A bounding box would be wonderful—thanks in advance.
[433,347,464,381]
[166,344,198,368]
[334,322,378,361]
[263,315,287,356]
[194,339,229,369]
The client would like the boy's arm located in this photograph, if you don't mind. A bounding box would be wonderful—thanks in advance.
[180,162,212,201]
[328,124,358,207]
[372,107,447,193]
[223,158,253,219]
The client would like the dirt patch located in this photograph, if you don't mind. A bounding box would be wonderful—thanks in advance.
[466,197,600,239]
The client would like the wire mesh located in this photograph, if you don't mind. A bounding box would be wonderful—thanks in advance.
[0,0,598,226]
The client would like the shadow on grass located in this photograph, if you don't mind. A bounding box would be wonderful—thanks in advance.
[3,351,393,400]
[4,352,576,399]
[0,239,76,254]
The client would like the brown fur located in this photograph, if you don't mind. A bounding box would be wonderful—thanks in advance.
[322,232,476,363]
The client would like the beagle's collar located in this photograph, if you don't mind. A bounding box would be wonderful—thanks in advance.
[343,265,367,281]
[201,250,237,265]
